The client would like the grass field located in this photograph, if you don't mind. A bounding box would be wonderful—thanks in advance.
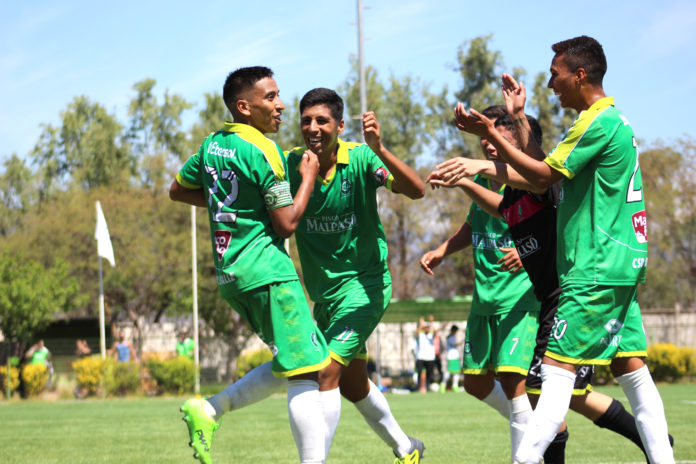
[0,384,694,463]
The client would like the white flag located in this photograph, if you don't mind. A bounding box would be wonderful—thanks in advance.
[95,201,115,267]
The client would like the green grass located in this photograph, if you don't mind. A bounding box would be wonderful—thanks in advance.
[382,298,471,323]
[0,384,694,463]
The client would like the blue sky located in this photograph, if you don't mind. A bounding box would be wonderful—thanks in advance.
[2,0,695,163]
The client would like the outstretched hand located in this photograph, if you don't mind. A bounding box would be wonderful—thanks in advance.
[498,247,523,273]
[501,73,526,116]
[453,102,495,138]
[426,157,486,189]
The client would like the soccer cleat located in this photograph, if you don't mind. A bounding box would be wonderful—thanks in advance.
[393,436,425,464]
[180,397,220,464]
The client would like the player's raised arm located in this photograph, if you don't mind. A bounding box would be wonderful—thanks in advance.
[501,74,547,162]
[268,150,319,238]
[427,157,544,193]
[454,102,561,190]
[362,111,425,199]
[419,222,473,276]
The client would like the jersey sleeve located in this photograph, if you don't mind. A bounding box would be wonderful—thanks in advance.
[257,142,293,211]
[545,115,609,179]
[364,146,395,191]
[176,143,205,189]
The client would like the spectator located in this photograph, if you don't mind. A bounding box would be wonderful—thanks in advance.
[176,332,195,359]
[75,339,91,358]
[108,331,137,363]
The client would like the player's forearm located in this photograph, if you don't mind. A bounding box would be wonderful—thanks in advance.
[477,161,546,193]
[487,131,557,190]
[440,223,472,256]
[169,180,207,207]
[458,179,503,219]
[510,115,546,162]
[374,145,425,199]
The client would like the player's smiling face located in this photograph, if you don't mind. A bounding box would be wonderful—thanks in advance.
[245,77,284,134]
[301,104,344,158]
[547,54,578,110]
[479,117,500,160]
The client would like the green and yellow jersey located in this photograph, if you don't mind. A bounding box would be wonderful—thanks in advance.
[466,175,539,316]
[545,97,648,286]
[285,140,393,303]
[176,122,298,297]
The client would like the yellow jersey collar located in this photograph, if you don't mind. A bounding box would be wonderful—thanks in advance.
[587,96,614,113]
[222,121,265,137]
[336,138,350,165]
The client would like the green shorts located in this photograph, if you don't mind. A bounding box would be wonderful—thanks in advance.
[463,311,539,375]
[225,280,330,377]
[314,283,391,366]
[546,284,647,365]
[447,358,462,373]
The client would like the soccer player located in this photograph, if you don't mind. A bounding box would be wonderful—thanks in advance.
[451,36,674,464]
[420,105,540,463]
[430,109,671,463]
[441,324,462,392]
[285,87,426,463]
[169,66,334,464]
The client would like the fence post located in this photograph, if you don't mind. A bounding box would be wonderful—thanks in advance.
[674,302,681,346]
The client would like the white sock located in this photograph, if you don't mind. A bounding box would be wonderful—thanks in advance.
[288,379,325,464]
[515,364,575,464]
[442,371,451,387]
[615,365,674,464]
[206,361,285,417]
[509,394,533,463]
[354,380,412,457]
[482,380,511,419]
[319,388,341,461]
[452,373,460,390]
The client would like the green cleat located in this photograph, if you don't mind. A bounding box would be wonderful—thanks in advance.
[393,436,425,464]
[180,398,220,464]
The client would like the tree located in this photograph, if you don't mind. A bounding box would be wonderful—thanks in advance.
[30,96,133,195]
[0,155,35,237]
[126,79,192,191]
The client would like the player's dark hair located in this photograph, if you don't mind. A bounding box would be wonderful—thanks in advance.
[481,105,507,120]
[223,66,274,114]
[551,36,607,85]
[300,88,344,121]
[494,114,543,147]
[450,325,459,333]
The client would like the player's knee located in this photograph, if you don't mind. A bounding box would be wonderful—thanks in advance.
[463,377,491,400]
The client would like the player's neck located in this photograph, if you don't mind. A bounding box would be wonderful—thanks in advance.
[576,86,606,112]
[318,151,338,179]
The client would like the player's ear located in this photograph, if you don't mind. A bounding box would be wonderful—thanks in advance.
[575,67,587,86]
[236,98,251,117]
[337,118,345,135]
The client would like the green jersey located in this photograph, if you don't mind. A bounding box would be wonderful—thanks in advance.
[30,347,50,366]
[467,175,539,316]
[545,97,648,286]
[176,338,194,359]
[286,140,394,303]
[177,122,298,297]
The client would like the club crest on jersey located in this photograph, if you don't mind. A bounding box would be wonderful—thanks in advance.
[214,230,231,261]
[632,210,647,243]
[341,178,352,195]
[373,167,388,185]
[603,319,623,334]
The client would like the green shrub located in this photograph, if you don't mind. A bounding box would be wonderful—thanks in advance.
[0,366,20,393]
[593,363,614,385]
[72,356,106,395]
[104,360,140,396]
[21,364,48,396]
[146,356,194,395]
[235,348,273,379]
[647,343,696,381]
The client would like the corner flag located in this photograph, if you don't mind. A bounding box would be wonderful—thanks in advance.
[95,201,115,267]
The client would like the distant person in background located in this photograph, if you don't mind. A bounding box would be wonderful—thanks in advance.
[415,317,437,393]
[26,340,51,367]
[441,325,462,392]
[176,332,195,359]
[109,331,137,363]
[75,339,92,358]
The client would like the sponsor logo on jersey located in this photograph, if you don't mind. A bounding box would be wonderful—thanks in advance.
[600,334,622,348]
[217,271,236,285]
[515,235,540,258]
[207,141,237,159]
[305,213,357,234]
[463,341,472,355]
[603,319,623,334]
[632,210,647,243]
[373,167,388,185]
[632,257,648,269]
[340,178,352,195]
[471,232,514,250]
[214,230,231,261]
[310,333,320,351]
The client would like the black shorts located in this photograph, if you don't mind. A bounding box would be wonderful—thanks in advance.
[525,288,593,395]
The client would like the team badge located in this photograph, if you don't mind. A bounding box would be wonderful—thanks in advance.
[341,178,352,195]
[464,341,472,355]
[373,167,388,185]
[214,230,231,261]
[632,210,647,243]
[603,319,623,334]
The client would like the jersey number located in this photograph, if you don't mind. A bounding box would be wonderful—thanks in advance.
[509,337,519,355]
[205,165,239,223]
[626,137,643,203]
